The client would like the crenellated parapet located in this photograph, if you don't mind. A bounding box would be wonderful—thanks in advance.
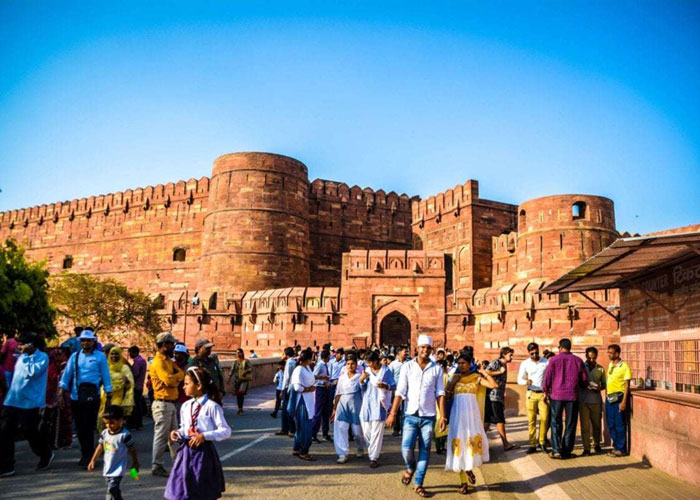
[412,180,479,225]
[310,179,414,213]
[0,176,210,230]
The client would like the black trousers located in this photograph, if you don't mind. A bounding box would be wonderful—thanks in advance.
[0,406,52,471]
[311,386,332,437]
[71,399,99,460]
[281,389,296,434]
[127,391,146,429]
[550,399,578,457]
[393,400,404,434]
[272,389,283,415]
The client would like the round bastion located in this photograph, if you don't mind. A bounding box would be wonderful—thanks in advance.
[198,152,311,296]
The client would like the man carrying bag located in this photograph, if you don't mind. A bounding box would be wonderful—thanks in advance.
[58,329,112,467]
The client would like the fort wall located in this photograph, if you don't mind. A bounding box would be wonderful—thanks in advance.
[0,151,627,363]
[0,177,210,294]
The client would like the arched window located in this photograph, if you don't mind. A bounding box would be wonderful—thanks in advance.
[572,201,587,220]
[62,255,73,269]
[173,248,186,262]
[209,292,218,310]
[519,209,526,231]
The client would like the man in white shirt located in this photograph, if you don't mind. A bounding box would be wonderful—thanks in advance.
[517,342,550,454]
[388,347,408,436]
[386,336,446,497]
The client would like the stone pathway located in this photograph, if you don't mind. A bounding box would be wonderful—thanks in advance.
[484,414,700,500]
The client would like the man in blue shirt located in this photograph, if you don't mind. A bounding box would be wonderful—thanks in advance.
[58,329,112,467]
[0,332,53,477]
[60,326,84,355]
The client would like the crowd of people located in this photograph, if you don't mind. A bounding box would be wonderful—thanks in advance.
[0,326,633,499]
[0,327,242,500]
[276,336,632,497]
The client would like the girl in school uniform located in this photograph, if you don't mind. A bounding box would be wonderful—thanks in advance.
[165,367,232,500]
[331,354,365,463]
[359,351,396,468]
[290,348,317,461]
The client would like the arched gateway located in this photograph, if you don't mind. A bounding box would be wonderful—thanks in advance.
[379,311,411,347]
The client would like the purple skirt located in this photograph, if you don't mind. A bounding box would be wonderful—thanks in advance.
[164,440,226,500]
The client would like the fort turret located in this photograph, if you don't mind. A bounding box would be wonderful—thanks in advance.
[198,152,312,296]
[515,194,618,281]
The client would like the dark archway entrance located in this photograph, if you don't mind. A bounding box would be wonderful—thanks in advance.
[380,311,411,348]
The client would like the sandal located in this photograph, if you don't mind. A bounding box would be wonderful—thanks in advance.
[466,471,476,484]
[292,451,300,456]
[459,483,469,495]
[401,470,414,485]
[504,444,519,451]
[299,454,317,461]
[414,486,432,497]
[369,460,378,468]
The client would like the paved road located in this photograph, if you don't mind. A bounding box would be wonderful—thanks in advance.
[3,385,699,500]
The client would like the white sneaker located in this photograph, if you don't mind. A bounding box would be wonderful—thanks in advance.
[337,456,348,464]
[356,449,364,458]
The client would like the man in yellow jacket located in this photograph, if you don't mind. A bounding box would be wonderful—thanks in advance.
[149,332,184,477]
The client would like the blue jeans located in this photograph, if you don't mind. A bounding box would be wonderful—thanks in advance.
[105,476,123,500]
[401,414,435,486]
[293,401,312,455]
[605,399,628,453]
[549,399,578,457]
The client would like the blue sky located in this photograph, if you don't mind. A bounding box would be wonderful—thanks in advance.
[1,1,698,233]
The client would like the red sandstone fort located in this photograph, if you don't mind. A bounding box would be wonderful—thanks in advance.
[0,152,622,359]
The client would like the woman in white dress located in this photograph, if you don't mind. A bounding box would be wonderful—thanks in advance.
[444,352,499,495]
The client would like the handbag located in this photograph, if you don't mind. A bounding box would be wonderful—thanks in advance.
[606,391,623,404]
[239,360,253,382]
[74,350,99,404]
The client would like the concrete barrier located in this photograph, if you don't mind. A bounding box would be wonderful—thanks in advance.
[220,357,281,393]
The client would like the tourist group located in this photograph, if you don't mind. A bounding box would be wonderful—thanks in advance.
[0,326,632,499]
[274,334,632,497]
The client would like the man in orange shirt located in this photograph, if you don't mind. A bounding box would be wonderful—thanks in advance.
[148,332,184,477]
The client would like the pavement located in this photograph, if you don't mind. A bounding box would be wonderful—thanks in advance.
[3,385,700,500]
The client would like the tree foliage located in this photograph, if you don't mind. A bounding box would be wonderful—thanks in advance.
[51,272,164,344]
[0,239,57,336]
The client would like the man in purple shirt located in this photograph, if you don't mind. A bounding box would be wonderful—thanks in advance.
[542,338,588,459]
[127,345,147,430]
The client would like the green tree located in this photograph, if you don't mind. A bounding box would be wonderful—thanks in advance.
[51,272,163,344]
[0,238,57,337]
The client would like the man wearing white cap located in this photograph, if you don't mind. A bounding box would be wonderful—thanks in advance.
[58,329,112,467]
[386,335,446,498]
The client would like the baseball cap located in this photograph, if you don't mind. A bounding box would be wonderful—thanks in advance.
[156,332,177,344]
[174,344,188,354]
[79,329,97,340]
[194,338,214,351]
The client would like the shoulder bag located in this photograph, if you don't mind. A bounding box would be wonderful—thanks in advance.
[75,350,99,404]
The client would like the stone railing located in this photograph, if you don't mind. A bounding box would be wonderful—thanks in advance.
[220,357,281,393]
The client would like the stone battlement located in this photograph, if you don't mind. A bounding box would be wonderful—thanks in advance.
[412,180,480,223]
[310,179,414,212]
[0,176,210,227]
